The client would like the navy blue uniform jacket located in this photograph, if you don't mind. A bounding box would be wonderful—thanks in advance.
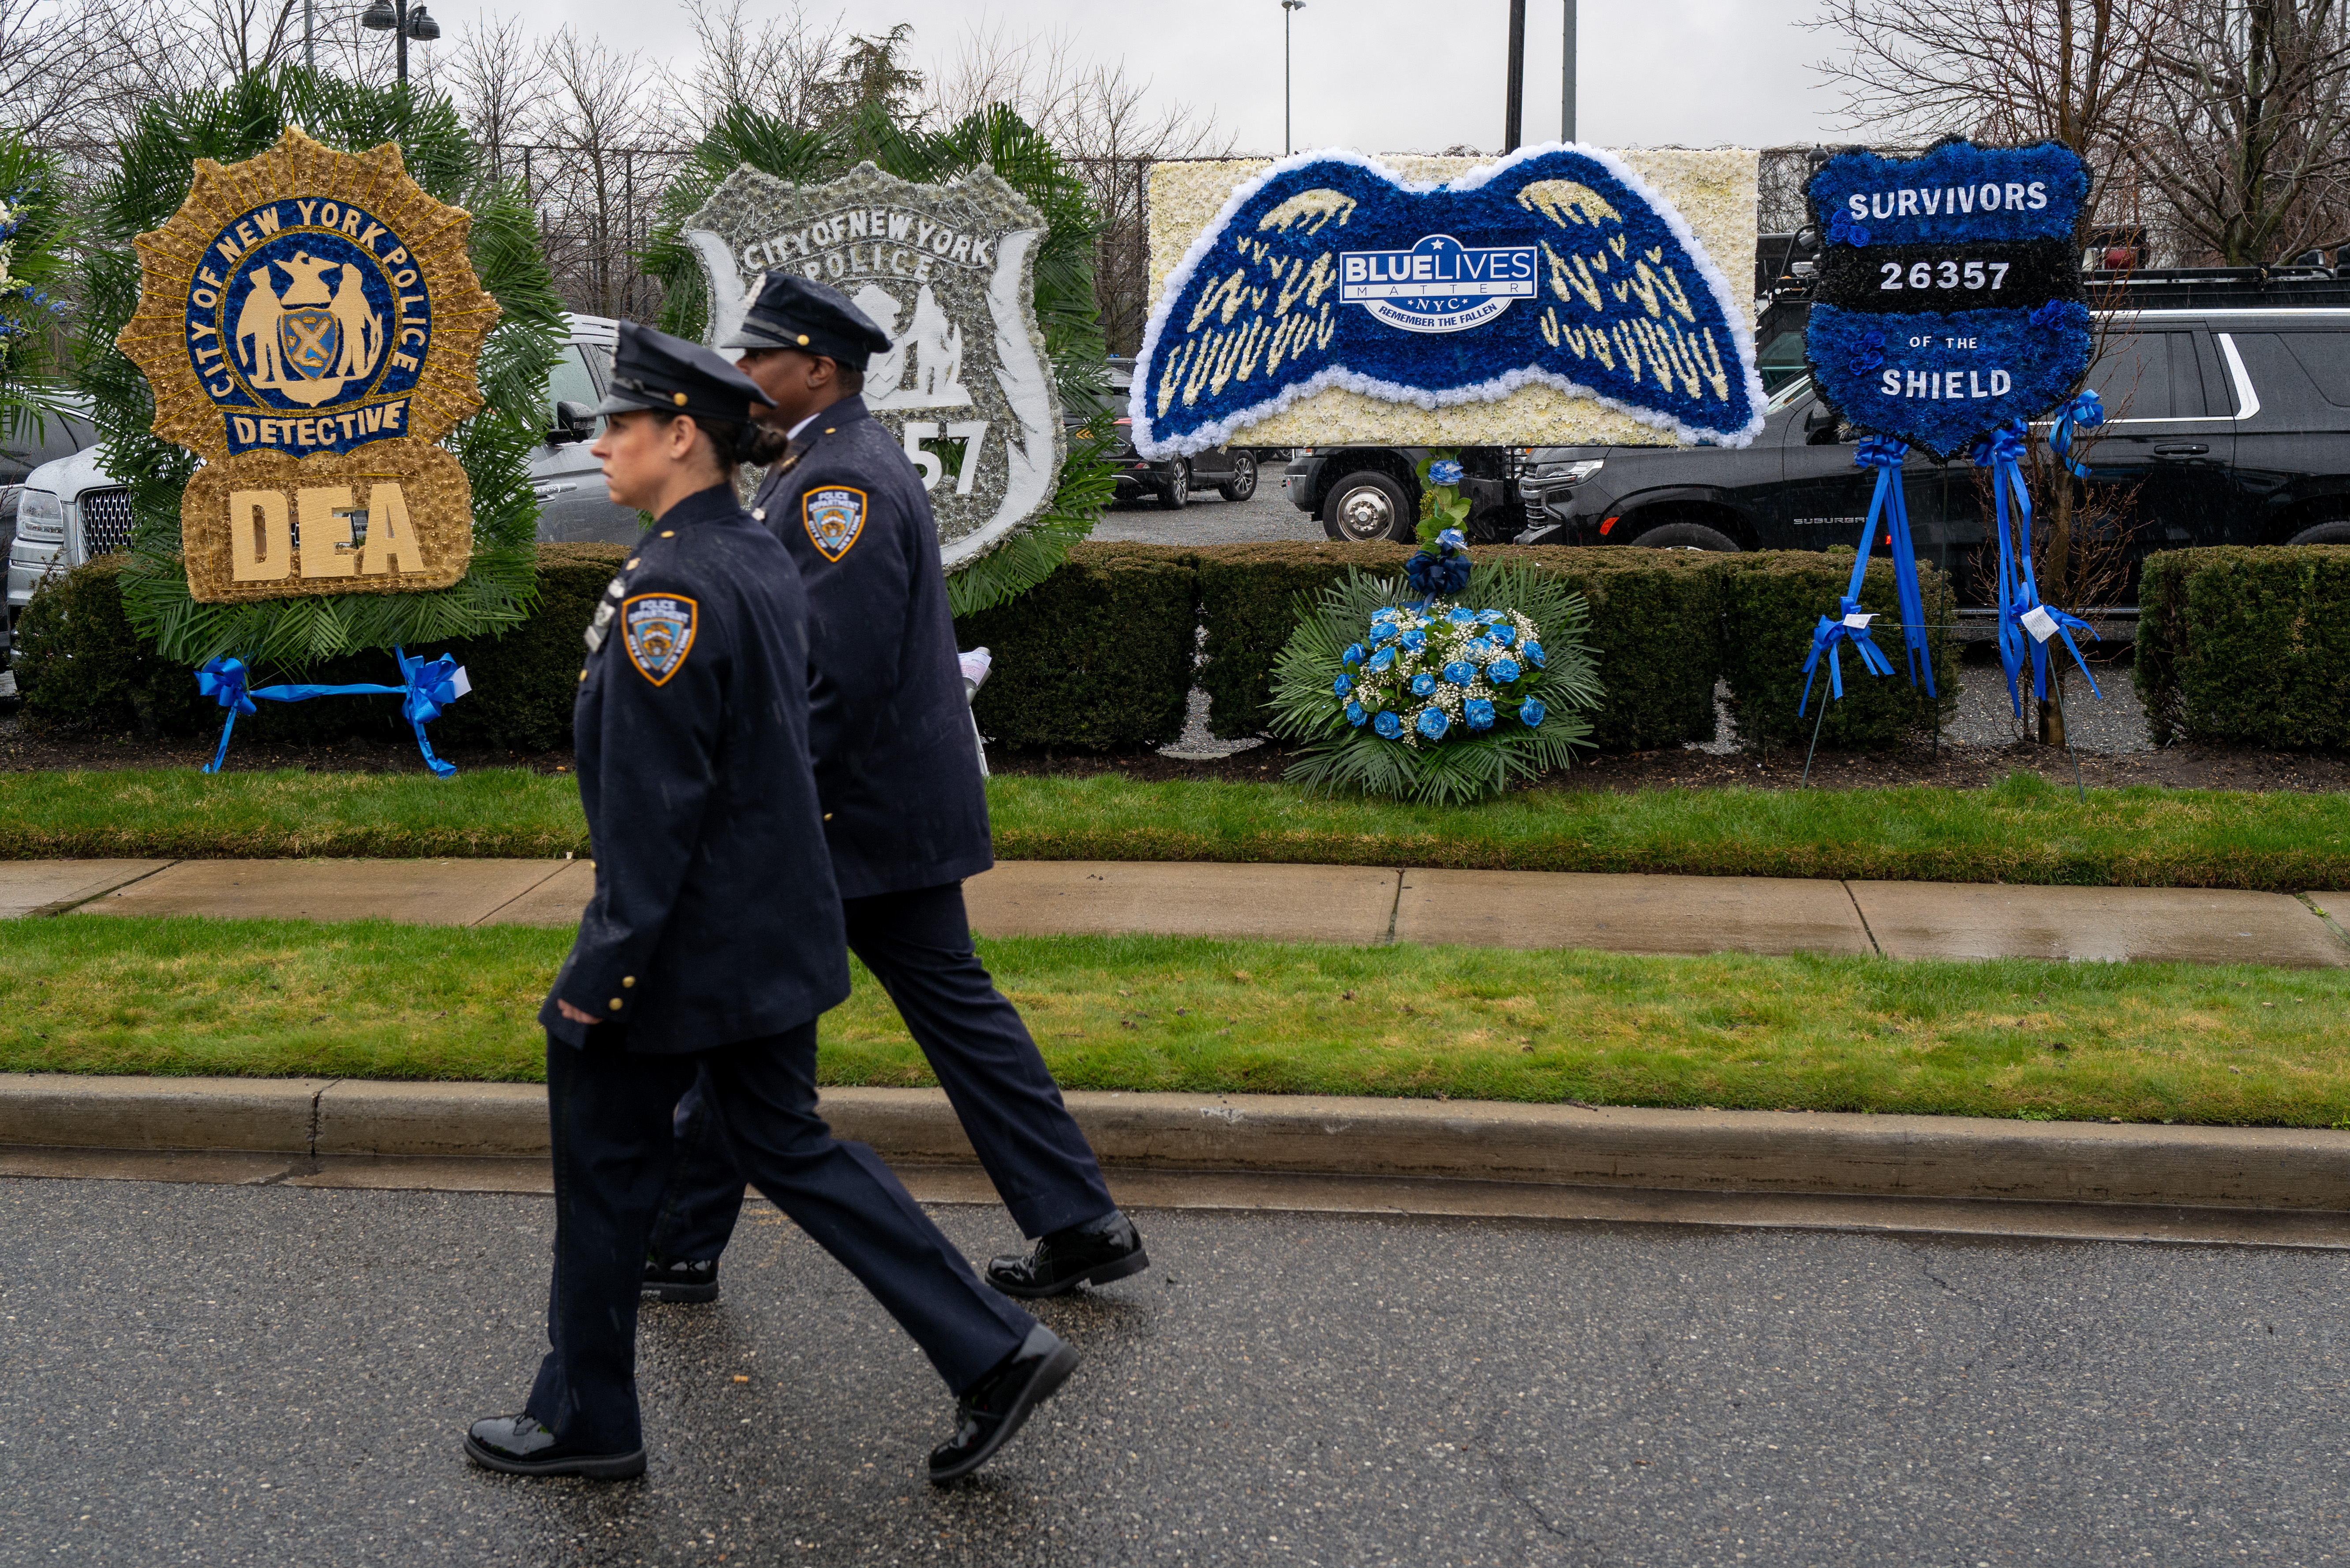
[751,395,993,899]
[541,483,850,1052]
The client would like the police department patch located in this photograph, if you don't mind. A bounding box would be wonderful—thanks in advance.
[621,594,698,685]
[803,486,868,562]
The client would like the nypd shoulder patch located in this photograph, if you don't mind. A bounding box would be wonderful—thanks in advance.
[803,485,868,562]
[621,594,699,685]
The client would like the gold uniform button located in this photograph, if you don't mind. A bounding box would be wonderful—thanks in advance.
[660,530,675,537]
[577,670,587,682]
[622,976,636,988]
[672,392,688,406]
[823,812,834,821]
[824,427,835,434]
[797,334,809,346]
[625,557,640,568]
[610,997,625,1010]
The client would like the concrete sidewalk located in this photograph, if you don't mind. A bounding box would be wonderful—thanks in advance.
[5,855,2346,968]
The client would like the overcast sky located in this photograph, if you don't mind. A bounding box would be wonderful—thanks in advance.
[468,0,1847,153]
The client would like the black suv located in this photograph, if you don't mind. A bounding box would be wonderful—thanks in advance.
[1516,272,2350,603]
[1083,358,1261,509]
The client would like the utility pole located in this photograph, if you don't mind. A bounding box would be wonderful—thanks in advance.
[1283,0,1307,156]
[305,0,314,73]
[1504,0,1527,152]
[1561,0,1576,142]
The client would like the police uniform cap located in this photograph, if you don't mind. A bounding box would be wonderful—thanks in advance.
[596,321,775,423]
[722,272,894,363]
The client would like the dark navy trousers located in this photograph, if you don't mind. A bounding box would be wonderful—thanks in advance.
[531,1019,1033,1455]
[650,881,1115,1265]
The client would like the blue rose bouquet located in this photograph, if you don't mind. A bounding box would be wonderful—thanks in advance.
[1270,554,1600,805]
[1416,449,1474,542]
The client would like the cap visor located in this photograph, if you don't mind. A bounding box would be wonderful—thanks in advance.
[593,389,659,416]
[718,322,793,351]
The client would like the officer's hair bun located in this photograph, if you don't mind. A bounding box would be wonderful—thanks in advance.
[652,409,749,474]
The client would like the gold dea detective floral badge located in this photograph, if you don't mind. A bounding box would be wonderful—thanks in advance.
[115,127,499,603]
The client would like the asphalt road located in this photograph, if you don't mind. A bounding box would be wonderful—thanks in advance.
[6,1178,2350,1566]
[1091,469,1326,546]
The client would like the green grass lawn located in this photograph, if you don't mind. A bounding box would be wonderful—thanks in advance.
[7,914,2349,1126]
[3,765,2350,888]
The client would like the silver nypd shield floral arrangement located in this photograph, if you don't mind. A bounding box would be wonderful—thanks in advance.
[1270,458,1601,805]
[678,160,1064,573]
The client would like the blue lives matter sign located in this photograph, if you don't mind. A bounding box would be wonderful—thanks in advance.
[1802,139,2092,458]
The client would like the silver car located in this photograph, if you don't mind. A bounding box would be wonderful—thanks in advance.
[5,314,642,659]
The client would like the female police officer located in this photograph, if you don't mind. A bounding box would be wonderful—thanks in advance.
[463,322,1076,1486]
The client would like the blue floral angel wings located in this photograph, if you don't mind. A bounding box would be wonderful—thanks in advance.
[1130,147,1766,458]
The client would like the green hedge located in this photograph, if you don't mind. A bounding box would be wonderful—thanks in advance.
[16,544,627,752]
[1716,548,1960,750]
[951,542,1198,749]
[21,538,1968,760]
[2137,546,2350,748]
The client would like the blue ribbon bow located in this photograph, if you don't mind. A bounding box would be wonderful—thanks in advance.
[1799,593,1896,714]
[1798,437,1937,716]
[2049,389,2104,478]
[193,645,468,777]
[1404,528,1472,603]
[1970,419,2102,717]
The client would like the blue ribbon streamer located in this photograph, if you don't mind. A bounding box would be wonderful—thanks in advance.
[1970,419,2102,718]
[194,645,467,777]
[1798,438,1935,716]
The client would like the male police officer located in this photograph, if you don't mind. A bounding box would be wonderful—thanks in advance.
[639,272,1148,1306]
[465,323,1075,1486]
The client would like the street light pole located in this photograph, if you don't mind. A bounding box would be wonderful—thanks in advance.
[1561,0,1576,142]
[1282,0,1306,157]
[1504,0,1527,153]
[362,0,438,85]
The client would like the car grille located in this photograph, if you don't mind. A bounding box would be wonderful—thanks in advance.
[79,488,135,556]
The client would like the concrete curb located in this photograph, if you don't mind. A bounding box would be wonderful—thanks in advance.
[6,1074,2348,1216]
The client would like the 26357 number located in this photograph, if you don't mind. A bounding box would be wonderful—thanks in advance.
[1880,260,2010,291]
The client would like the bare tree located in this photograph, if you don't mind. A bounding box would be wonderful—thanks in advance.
[1806,0,2164,241]
[2136,0,2350,262]
[443,13,551,187]
[926,22,1234,352]
[537,28,680,318]
[0,0,143,142]
[678,0,853,131]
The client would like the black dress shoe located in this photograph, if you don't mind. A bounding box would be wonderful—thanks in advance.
[985,1209,1149,1299]
[642,1254,719,1303]
[928,1324,1079,1484]
[464,1415,646,1479]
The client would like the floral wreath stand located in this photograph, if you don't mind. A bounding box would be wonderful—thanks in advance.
[1794,394,2106,796]
[194,648,472,777]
